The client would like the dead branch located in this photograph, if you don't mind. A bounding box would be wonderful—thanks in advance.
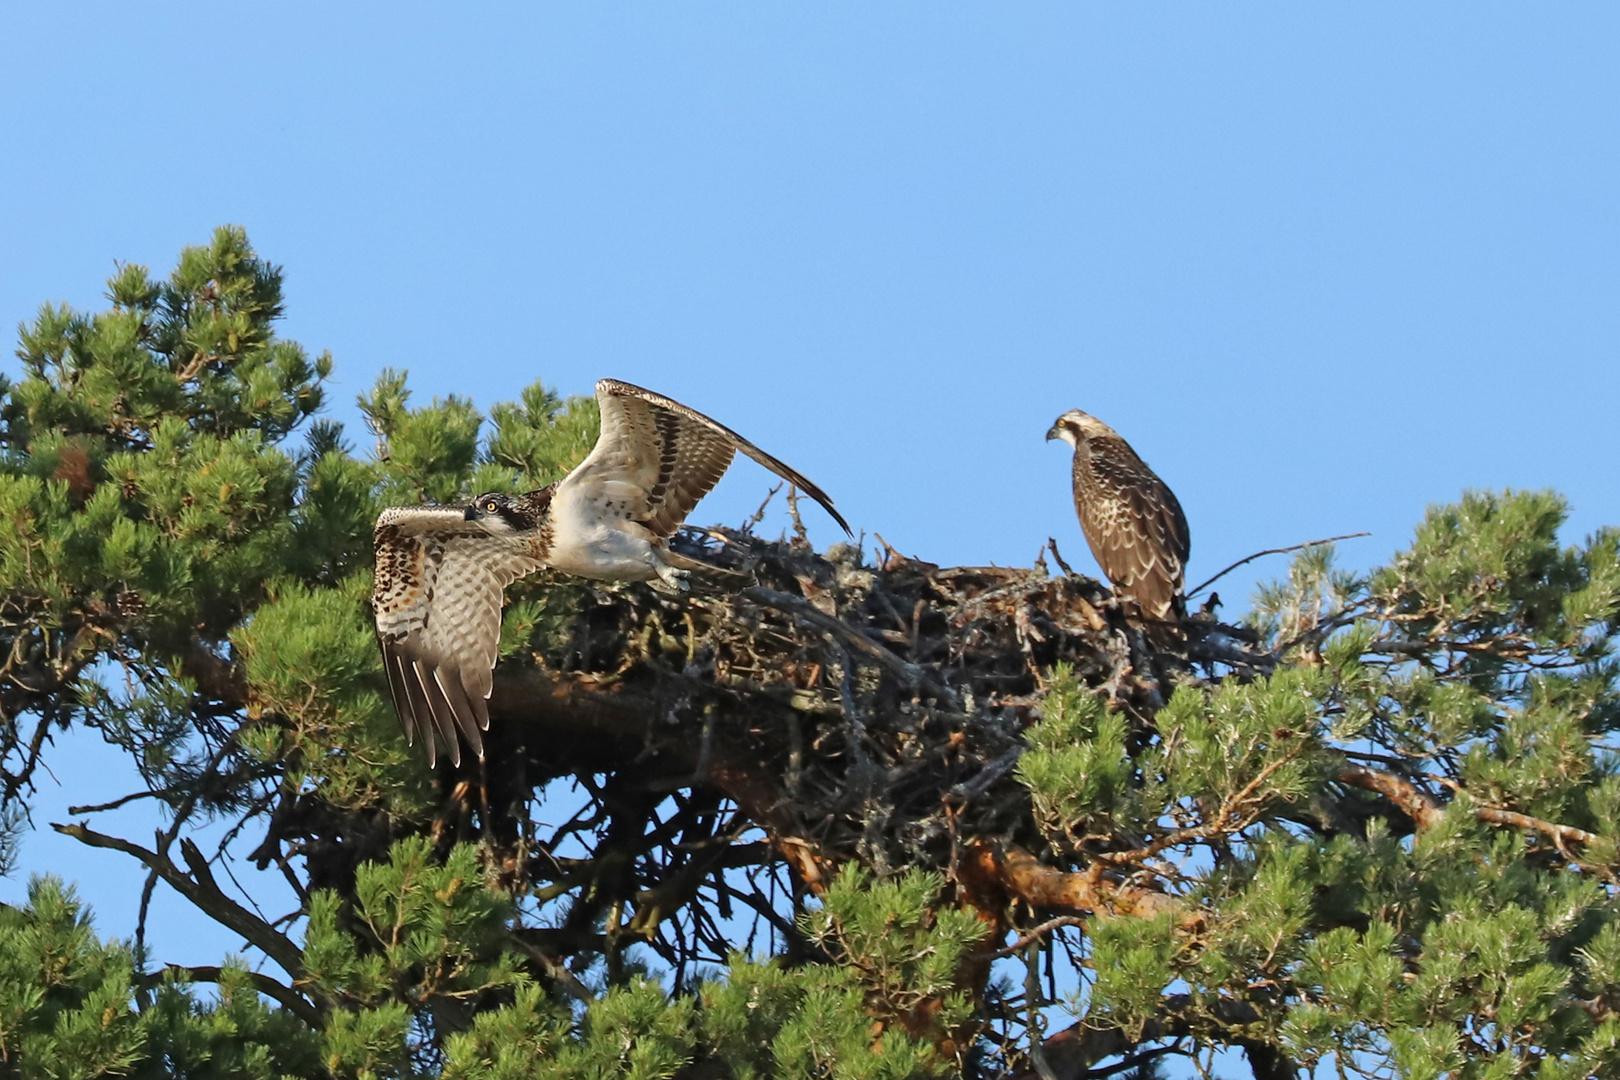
[947,747,1025,805]
[1187,532,1371,599]
[1045,538,1076,578]
[54,822,306,982]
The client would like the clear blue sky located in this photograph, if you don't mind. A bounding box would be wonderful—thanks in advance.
[2,0,1617,981]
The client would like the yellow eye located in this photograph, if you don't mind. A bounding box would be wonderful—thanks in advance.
[484,500,499,513]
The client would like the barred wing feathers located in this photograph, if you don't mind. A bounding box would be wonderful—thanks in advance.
[371,506,547,767]
[566,379,851,537]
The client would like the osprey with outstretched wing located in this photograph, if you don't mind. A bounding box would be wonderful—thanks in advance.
[1047,409,1190,623]
[372,378,850,767]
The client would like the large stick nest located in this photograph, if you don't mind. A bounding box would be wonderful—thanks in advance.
[478,524,1269,882]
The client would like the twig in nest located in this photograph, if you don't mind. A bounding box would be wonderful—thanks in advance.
[1187,532,1371,599]
[946,746,1024,805]
[829,640,875,787]
[741,587,961,709]
[1045,538,1076,578]
[742,483,783,534]
[785,486,808,544]
[873,532,904,570]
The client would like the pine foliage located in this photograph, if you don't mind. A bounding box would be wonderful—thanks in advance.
[3,229,1620,1078]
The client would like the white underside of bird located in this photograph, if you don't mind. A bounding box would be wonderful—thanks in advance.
[371,378,851,766]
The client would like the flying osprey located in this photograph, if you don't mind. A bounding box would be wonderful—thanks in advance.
[1047,409,1190,623]
[372,378,851,767]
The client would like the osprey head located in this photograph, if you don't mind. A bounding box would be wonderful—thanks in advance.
[465,492,528,536]
[1046,409,1116,448]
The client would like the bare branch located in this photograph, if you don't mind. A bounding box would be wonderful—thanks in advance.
[67,788,173,816]
[506,932,596,1004]
[977,915,1087,960]
[1046,538,1077,578]
[1187,532,1371,599]
[947,746,1025,805]
[53,822,306,981]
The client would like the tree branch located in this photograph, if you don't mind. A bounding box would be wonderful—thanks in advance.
[1337,765,1443,829]
[146,964,321,1027]
[976,915,1087,960]
[1337,765,1606,853]
[1187,532,1371,599]
[53,822,306,981]
[505,932,596,1005]
[946,746,1025,805]
[958,842,1185,923]
[1016,998,1264,1079]
[66,788,174,816]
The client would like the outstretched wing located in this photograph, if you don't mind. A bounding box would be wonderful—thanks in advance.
[1077,439,1190,621]
[371,506,547,767]
[561,378,851,538]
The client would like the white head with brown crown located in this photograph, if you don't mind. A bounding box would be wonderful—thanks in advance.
[1045,409,1120,448]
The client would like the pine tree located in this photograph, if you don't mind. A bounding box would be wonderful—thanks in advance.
[3,227,1620,1078]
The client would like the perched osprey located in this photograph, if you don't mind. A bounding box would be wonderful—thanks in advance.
[1046,409,1190,622]
[372,378,851,766]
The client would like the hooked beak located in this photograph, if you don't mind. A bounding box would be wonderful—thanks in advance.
[463,504,479,521]
[1045,424,1062,442]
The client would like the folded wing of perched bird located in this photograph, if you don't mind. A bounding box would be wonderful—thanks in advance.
[1046,408,1190,623]
[372,378,850,767]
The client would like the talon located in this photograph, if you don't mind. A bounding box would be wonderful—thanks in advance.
[651,566,691,596]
